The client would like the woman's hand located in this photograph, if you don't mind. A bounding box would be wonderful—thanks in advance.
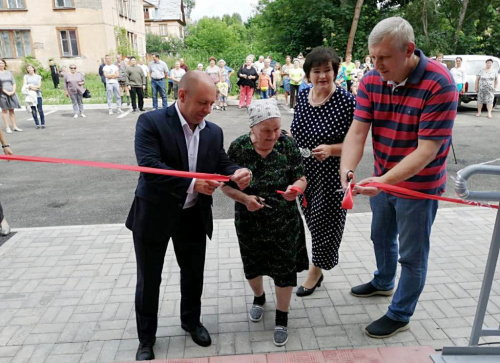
[281,185,299,201]
[312,144,331,162]
[245,195,265,212]
[65,92,69,98]
[3,146,13,155]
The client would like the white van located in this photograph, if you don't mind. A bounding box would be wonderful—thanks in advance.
[441,55,500,107]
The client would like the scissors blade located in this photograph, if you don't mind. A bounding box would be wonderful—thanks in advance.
[256,196,272,209]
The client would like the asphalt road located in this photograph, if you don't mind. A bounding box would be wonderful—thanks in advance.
[1,101,499,228]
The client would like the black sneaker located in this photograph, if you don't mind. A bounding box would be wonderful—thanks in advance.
[350,282,394,297]
[365,315,409,338]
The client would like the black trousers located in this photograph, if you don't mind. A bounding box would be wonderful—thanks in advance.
[0,200,4,222]
[133,203,207,343]
[130,87,144,110]
[290,84,300,108]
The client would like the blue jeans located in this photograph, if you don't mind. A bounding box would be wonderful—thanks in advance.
[369,192,438,322]
[151,78,167,109]
[260,89,269,99]
[31,97,45,126]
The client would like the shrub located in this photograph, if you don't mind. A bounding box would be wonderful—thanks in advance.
[21,56,51,81]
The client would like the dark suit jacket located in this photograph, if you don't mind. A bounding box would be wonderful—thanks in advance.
[126,104,240,241]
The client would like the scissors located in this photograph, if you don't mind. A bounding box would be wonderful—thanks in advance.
[255,196,272,209]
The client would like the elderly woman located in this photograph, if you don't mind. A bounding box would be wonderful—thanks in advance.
[290,46,355,296]
[205,57,221,109]
[237,56,259,108]
[450,57,466,94]
[0,58,22,133]
[63,64,86,118]
[476,59,498,118]
[221,99,309,346]
[23,64,45,129]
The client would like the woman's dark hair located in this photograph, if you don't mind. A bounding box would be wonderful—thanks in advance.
[303,47,340,79]
[25,64,37,73]
[0,58,7,68]
[456,57,462,61]
[209,56,217,62]
[486,58,493,63]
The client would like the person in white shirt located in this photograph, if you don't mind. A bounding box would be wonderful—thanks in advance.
[103,55,122,115]
[254,56,265,73]
[450,57,466,93]
[169,61,186,100]
[148,53,169,109]
[139,58,150,98]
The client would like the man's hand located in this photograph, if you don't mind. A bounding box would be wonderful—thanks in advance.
[340,169,355,189]
[353,176,383,197]
[231,168,252,190]
[244,195,265,212]
[3,146,13,155]
[312,144,331,162]
[194,180,221,196]
[281,185,299,201]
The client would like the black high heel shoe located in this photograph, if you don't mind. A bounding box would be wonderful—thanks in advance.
[296,274,324,297]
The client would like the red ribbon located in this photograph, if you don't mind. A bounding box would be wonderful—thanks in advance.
[277,186,307,207]
[0,155,231,182]
[341,181,499,210]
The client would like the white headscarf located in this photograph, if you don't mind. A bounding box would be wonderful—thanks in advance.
[248,99,281,128]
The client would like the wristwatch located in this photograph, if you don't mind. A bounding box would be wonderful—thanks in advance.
[2,144,10,148]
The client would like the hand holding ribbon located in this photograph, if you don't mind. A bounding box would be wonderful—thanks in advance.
[277,186,307,207]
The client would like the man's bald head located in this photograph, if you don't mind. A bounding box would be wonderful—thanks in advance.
[179,70,215,92]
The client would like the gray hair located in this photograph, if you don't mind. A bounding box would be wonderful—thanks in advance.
[368,17,414,51]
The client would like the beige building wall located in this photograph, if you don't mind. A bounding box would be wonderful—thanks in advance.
[148,21,184,39]
[1,0,146,74]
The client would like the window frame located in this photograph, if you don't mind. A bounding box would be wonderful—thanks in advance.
[0,0,27,11]
[53,0,75,10]
[0,29,33,58]
[57,27,80,58]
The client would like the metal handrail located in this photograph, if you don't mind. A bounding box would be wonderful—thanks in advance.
[454,165,500,202]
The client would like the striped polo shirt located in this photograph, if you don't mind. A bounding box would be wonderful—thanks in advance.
[354,49,458,195]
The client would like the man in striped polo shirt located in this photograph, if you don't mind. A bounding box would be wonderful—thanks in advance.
[340,17,458,338]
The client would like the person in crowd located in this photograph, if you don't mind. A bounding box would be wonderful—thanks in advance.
[223,61,235,93]
[350,59,362,80]
[0,59,22,134]
[258,68,272,99]
[116,55,130,106]
[450,57,466,94]
[262,59,274,96]
[222,98,308,346]
[436,53,447,67]
[289,58,305,109]
[63,64,87,119]
[476,58,498,119]
[103,55,122,115]
[217,73,229,110]
[149,53,169,110]
[0,128,13,237]
[139,58,150,98]
[197,63,204,71]
[126,57,146,113]
[170,61,186,100]
[340,16,457,338]
[23,65,45,129]
[272,62,282,99]
[297,52,305,67]
[254,55,265,73]
[350,70,365,97]
[335,63,347,90]
[205,57,221,110]
[341,54,356,91]
[59,65,67,80]
[237,56,259,109]
[281,56,293,105]
[290,47,355,298]
[179,58,189,72]
[98,58,107,91]
[126,71,252,360]
[49,60,60,89]
[361,55,373,74]
[167,69,174,97]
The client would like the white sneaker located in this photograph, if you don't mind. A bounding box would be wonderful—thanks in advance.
[109,109,113,115]
[73,114,79,119]
[117,108,124,114]
[6,128,12,134]
[0,219,11,236]
[13,127,23,132]
[81,114,87,118]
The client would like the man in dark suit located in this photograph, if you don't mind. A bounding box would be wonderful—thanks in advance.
[126,71,252,361]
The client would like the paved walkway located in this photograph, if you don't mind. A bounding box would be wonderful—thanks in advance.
[0,206,499,362]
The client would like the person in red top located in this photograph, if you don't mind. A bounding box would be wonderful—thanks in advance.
[340,17,457,339]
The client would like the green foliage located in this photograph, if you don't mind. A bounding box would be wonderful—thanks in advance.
[114,26,138,57]
[146,33,184,55]
[21,56,51,81]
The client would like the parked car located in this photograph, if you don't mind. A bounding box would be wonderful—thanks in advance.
[440,55,500,107]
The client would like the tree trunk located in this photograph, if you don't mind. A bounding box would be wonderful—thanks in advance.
[422,0,428,41]
[454,0,469,51]
[345,0,364,58]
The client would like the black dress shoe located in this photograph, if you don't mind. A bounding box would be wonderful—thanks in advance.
[181,322,212,347]
[135,340,155,361]
[296,274,324,297]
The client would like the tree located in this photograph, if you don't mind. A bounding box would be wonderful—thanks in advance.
[346,0,364,57]
[184,0,196,19]
[454,0,469,51]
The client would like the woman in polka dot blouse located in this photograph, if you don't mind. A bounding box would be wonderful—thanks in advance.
[290,47,356,296]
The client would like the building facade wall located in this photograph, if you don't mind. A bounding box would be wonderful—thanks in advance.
[0,0,146,74]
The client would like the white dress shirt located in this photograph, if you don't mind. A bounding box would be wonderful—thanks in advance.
[175,102,206,209]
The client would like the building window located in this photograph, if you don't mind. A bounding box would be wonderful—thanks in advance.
[145,25,151,34]
[0,0,26,10]
[144,8,150,20]
[54,0,74,9]
[58,28,79,57]
[0,30,32,58]
[160,25,168,36]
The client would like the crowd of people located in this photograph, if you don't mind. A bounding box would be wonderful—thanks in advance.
[0,13,495,362]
